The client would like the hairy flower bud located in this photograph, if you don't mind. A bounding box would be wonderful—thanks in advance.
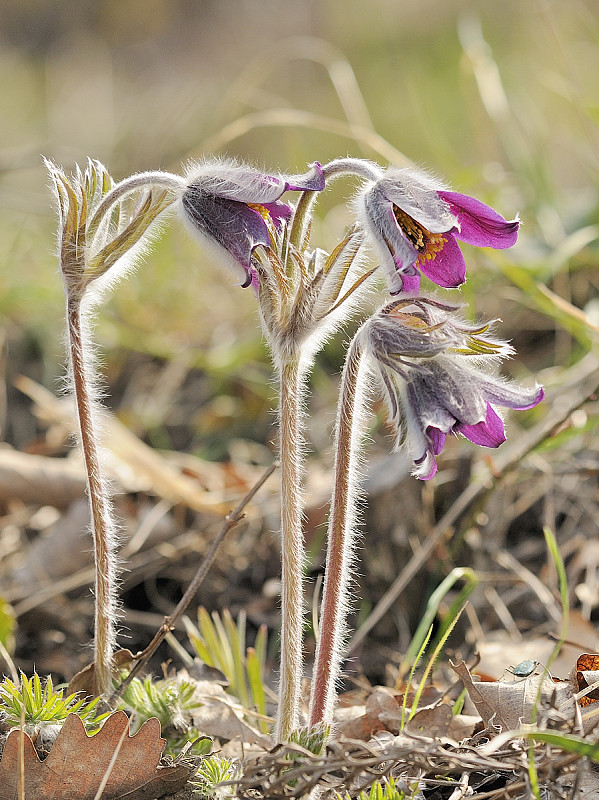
[179,159,324,288]
[46,158,174,299]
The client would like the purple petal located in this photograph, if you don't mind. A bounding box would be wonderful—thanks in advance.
[187,167,286,204]
[390,270,421,295]
[417,234,466,288]
[513,386,545,410]
[413,449,438,480]
[260,200,292,230]
[457,404,506,447]
[182,191,271,267]
[476,378,545,411]
[438,191,519,249]
[427,426,446,455]
[381,171,457,233]
[284,162,325,192]
[363,185,420,270]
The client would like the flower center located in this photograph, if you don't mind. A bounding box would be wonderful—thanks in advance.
[247,202,271,221]
[393,205,447,263]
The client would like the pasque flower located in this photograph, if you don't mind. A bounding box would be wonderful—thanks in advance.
[45,158,178,698]
[363,298,544,479]
[358,167,520,293]
[180,159,325,288]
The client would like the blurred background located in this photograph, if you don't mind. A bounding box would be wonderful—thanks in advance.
[2,0,597,399]
[0,0,598,683]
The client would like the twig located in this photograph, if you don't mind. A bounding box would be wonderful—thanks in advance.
[0,639,19,684]
[108,460,278,705]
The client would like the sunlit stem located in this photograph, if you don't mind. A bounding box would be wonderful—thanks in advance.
[89,171,185,235]
[289,158,383,252]
[309,333,367,728]
[322,157,383,183]
[66,293,117,697]
[275,354,308,742]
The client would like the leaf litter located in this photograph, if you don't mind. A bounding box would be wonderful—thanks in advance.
[0,711,191,800]
[2,355,599,797]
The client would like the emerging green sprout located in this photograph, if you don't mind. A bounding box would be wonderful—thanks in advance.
[191,755,240,799]
[0,673,109,741]
[185,607,270,733]
[118,675,203,734]
[336,776,417,800]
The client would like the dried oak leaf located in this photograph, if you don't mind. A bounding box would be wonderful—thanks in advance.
[336,688,401,740]
[0,711,190,800]
[571,653,599,707]
[451,660,572,732]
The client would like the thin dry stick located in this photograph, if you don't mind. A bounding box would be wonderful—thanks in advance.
[108,460,277,706]
[348,352,599,653]
[92,721,130,800]
[0,639,19,684]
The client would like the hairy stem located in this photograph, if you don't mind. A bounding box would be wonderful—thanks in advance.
[289,157,382,252]
[309,335,366,728]
[88,171,185,236]
[67,294,117,697]
[276,356,307,742]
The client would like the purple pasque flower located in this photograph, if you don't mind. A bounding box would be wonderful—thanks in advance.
[358,167,520,293]
[363,298,544,479]
[180,159,324,288]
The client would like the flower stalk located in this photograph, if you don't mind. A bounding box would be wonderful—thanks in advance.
[309,335,367,728]
[66,295,117,697]
[47,158,176,697]
[276,355,307,741]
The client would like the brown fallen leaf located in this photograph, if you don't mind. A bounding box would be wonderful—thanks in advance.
[189,680,270,747]
[0,711,191,800]
[571,652,599,707]
[404,703,453,738]
[451,659,573,733]
[336,688,401,740]
[451,660,508,730]
[67,649,139,698]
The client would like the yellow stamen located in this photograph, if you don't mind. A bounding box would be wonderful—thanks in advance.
[247,203,278,247]
[393,205,447,264]
[247,202,270,221]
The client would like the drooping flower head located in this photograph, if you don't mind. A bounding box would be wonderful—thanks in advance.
[358,167,520,294]
[180,159,325,289]
[362,298,544,479]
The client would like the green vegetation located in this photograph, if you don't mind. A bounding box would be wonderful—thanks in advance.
[0,673,109,733]
[185,608,270,733]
